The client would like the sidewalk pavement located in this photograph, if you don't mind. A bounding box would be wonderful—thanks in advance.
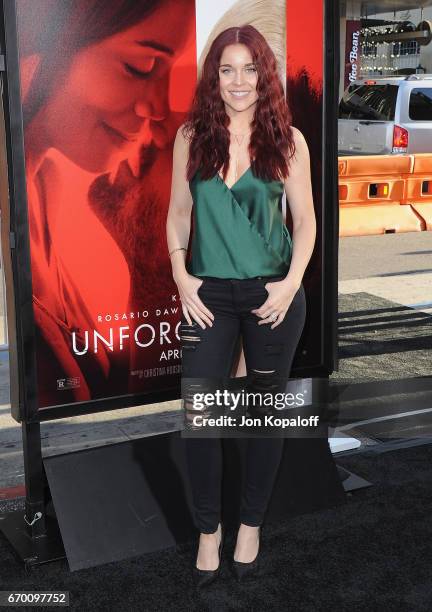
[338,231,432,314]
[0,363,183,491]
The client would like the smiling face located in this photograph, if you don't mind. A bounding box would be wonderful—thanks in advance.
[33,0,194,173]
[218,43,259,115]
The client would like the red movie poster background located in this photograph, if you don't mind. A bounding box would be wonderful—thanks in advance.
[15,0,197,409]
[286,0,324,366]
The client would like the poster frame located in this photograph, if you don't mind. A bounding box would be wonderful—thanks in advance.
[0,0,340,423]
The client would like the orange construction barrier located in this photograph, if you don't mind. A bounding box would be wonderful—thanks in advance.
[338,154,430,236]
[340,204,423,237]
[401,153,432,231]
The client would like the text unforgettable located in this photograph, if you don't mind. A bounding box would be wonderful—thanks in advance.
[71,322,182,354]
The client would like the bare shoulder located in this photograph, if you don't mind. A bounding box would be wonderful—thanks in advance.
[172,124,192,167]
[284,126,311,182]
[287,126,310,171]
[290,126,309,155]
[176,122,193,148]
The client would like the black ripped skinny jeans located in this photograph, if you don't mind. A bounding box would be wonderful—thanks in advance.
[180,274,306,533]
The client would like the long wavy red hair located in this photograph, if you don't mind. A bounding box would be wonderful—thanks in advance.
[182,24,295,183]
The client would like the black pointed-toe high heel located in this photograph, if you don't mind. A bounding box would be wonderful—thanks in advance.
[232,525,261,582]
[193,524,224,588]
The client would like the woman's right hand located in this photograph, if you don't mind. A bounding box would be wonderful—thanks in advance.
[174,272,214,328]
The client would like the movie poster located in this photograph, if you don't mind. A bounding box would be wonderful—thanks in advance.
[15,0,197,409]
[286,0,324,368]
[7,0,326,415]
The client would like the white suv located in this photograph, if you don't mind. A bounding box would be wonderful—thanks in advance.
[338,75,432,155]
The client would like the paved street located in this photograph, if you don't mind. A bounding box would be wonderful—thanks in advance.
[339,231,432,315]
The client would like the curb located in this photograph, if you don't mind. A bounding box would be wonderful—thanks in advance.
[0,485,25,500]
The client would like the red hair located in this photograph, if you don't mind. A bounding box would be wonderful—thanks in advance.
[182,24,295,183]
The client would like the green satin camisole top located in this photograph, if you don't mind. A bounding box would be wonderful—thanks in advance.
[187,165,292,279]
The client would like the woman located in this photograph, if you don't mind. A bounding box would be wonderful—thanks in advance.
[166,24,316,585]
[197,0,287,380]
[17,0,194,405]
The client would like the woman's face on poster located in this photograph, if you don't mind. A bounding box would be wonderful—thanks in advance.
[218,43,259,114]
[38,0,194,173]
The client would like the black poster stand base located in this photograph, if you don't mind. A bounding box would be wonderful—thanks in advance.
[0,421,66,570]
[0,425,367,571]
[0,506,65,571]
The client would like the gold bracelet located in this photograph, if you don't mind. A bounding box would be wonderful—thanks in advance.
[169,247,187,257]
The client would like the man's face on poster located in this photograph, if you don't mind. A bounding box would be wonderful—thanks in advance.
[40,0,194,174]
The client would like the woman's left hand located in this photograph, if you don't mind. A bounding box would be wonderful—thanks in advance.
[251,277,300,329]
